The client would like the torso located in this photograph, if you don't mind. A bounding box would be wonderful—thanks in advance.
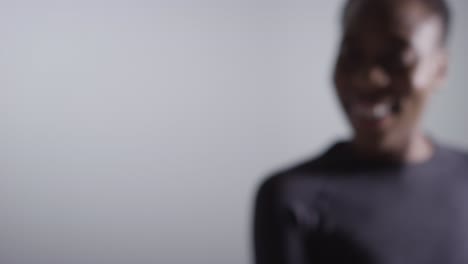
[268,142,468,264]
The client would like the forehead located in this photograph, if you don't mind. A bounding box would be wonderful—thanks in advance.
[343,0,443,52]
[344,0,442,40]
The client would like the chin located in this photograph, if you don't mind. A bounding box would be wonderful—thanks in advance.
[350,118,394,138]
[352,125,397,149]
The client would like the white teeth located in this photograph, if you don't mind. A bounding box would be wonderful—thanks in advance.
[353,103,391,120]
[372,104,391,119]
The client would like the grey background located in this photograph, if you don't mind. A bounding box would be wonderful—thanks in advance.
[1,0,467,263]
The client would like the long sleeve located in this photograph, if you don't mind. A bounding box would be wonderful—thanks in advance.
[253,176,308,264]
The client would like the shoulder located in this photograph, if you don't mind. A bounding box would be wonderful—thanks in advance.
[430,142,468,184]
[436,142,468,166]
[254,141,348,202]
[270,141,350,178]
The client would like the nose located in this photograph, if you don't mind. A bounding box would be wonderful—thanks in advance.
[352,65,391,91]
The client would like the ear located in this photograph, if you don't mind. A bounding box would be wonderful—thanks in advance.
[433,49,448,90]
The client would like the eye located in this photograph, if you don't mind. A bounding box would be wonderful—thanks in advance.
[378,40,415,74]
[338,42,365,69]
[379,52,407,73]
[340,43,361,60]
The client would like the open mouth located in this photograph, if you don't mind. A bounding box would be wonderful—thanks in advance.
[352,101,393,120]
[347,99,400,129]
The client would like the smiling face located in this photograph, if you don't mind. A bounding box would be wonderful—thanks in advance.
[334,0,448,152]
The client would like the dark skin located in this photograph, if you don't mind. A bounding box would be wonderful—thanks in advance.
[333,0,448,163]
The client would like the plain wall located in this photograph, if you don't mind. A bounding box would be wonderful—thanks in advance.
[1,0,467,263]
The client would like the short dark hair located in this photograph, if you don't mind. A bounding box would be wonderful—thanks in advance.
[342,0,452,44]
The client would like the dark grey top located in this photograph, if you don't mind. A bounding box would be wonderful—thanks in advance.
[253,141,468,264]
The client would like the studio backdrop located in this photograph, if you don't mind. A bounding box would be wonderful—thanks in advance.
[1,0,467,263]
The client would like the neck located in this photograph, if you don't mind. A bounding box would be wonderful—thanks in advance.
[352,132,434,164]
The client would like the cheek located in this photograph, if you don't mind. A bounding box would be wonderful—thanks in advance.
[333,72,346,96]
[411,59,439,90]
[399,80,431,120]
[392,75,430,118]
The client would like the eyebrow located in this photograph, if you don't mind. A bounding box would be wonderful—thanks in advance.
[386,34,411,49]
[342,30,410,48]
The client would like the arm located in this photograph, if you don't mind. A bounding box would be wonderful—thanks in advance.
[253,175,307,264]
